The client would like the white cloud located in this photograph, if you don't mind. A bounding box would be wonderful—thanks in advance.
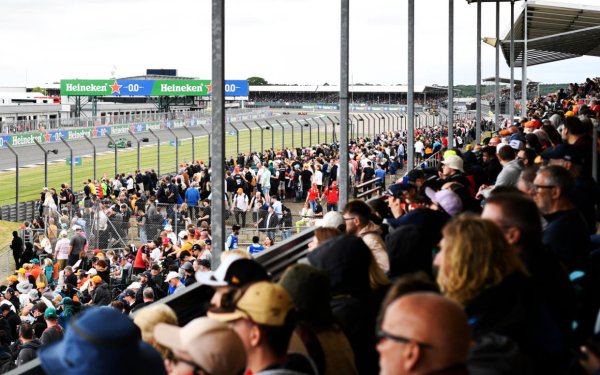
[1,0,600,87]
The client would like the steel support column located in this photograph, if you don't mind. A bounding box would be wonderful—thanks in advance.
[407,0,415,170]
[211,0,226,268]
[448,0,454,149]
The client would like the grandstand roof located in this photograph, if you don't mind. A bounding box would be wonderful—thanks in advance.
[482,77,539,85]
[500,1,600,67]
[249,85,447,94]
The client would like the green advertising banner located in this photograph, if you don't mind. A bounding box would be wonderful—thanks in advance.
[11,132,46,146]
[61,79,211,96]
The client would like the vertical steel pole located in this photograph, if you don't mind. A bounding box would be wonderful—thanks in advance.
[105,133,118,177]
[183,126,196,163]
[241,122,253,154]
[275,120,285,150]
[167,127,179,174]
[495,1,500,130]
[340,0,350,208]
[211,0,225,268]
[521,0,528,118]
[33,140,48,187]
[476,0,482,144]
[199,124,210,165]
[510,0,515,126]
[285,119,295,148]
[253,121,264,152]
[148,129,161,178]
[6,143,19,222]
[84,135,97,180]
[407,0,415,170]
[265,120,275,150]
[59,137,74,191]
[448,0,454,149]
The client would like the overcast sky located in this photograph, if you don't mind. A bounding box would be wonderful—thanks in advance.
[1,0,600,87]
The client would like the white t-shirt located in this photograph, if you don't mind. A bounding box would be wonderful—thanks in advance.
[313,170,323,186]
[415,141,425,153]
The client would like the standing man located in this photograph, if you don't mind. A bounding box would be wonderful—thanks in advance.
[232,188,249,228]
[184,182,200,222]
[321,181,340,212]
[226,225,241,251]
[10,231,23,269]
[68,226,86,267]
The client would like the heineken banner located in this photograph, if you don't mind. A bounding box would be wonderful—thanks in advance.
[60,79,249,97]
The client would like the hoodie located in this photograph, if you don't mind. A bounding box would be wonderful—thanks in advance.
[17,339,41,366]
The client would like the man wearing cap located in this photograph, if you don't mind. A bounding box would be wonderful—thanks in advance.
[89,275,111,306]
[38,307,166,375]
[54,230,70,271]
[154,317,246,375]
[321,181,339,212]
[542,143,598,235]
[4,288,20,313]
[180,262,196,286]
[209,282,310,375]
[232,188,249,228]
[439,155,471,190]
[68,226,86,267]
[123,288,138,314]
[165,272,185,294]
[40,307,64,346]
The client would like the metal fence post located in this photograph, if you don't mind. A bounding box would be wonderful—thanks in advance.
[253,121,265,152]
[128,130,142,172]
[59,137,74,191]
[183,126,196,163]
[296,119,305,148]
[229,122,240,155]
[33,140,49,187]
[264,120,275,150]
[148,129,161,176]
[84,135,97,181]
[166,127,179,175]
[275,120,285,150]
[105,133,119,177]
[5,143,19,222]
[241,121,253,153]
[285,119,295,148]
[199,124,211,165]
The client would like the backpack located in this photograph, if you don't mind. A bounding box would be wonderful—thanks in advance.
[250,176,257,187]
[66,189,75,204]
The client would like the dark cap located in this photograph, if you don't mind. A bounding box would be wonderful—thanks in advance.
[0,304,11,312]
[140,271,152,279]
[150,264,161,271]
[5,288,14,294]
[541,144,583,164]
[198,259,211,268]
[383,183,413,198]
[124,289,136,298]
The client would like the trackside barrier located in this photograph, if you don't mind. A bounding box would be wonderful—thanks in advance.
[6,227,317,375]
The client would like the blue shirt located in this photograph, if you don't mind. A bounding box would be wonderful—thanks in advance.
[185,188,200,207]
[375,169,386,183]
[247,243,265,255]
[226,233,238,250]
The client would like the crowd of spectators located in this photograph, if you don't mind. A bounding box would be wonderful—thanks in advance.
[3,81,600,374]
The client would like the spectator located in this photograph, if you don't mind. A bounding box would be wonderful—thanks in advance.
[377,293,470,375]
[533,165,590,272]
[342,200,389,273]
[247,235,266,255]
[16,323,40,366]
[226,224,241,251]
[133,303,178,360]
[10,231,23,269]
[40,308,64,346]
[155,317,246,375]
[38,307,166,375]
[208,282,313,375]
[89,276,111,306]
[165,272,184,294]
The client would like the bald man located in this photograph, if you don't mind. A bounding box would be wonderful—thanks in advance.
[377,293,470,375]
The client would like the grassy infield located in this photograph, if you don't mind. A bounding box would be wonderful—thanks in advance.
[0,127,336,206]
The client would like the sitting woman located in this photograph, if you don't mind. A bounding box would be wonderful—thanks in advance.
[435,214,564,371]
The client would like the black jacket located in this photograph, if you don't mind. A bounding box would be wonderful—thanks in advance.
[91,282,112,306]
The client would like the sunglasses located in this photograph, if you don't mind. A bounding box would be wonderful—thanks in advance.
[377,329,433,349]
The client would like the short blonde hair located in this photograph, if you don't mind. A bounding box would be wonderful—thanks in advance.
[437,215,526,306]
[133,304,178,359]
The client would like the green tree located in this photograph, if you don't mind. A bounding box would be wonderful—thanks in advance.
[247,76,269,86]
[31,87,48,95]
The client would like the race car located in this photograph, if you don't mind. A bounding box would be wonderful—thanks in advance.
[298,111,308,115]
[107,138,132,148]
[282,111,290,115]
